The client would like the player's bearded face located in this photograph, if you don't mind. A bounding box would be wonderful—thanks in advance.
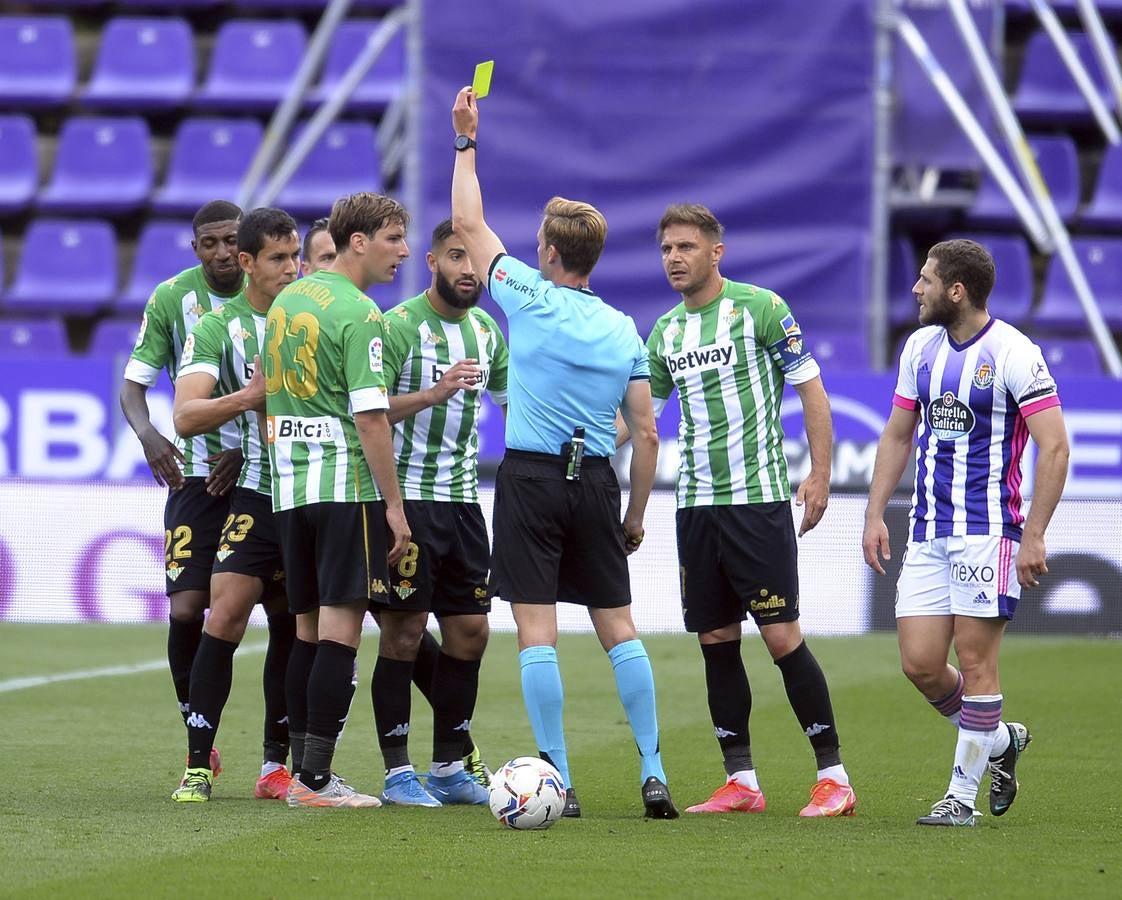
[433,246,482,310]
[914,257,961,328]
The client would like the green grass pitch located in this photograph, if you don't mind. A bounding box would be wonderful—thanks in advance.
[1,624,1118,898]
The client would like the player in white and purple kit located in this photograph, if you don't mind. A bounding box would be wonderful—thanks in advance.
[862,240,1069,827]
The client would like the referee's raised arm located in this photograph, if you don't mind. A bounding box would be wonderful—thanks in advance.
[450,87,506,280]
[444,87,680,820]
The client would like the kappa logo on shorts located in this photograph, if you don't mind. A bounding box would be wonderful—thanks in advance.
[371,578,388,594]
[474,587,489,601]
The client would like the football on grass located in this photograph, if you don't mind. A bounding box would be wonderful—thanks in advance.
[488,757,566,830]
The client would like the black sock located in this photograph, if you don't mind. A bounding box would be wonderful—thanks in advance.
[701,640,753,776]
[431,653,481,765]
[286,638,317,773]
[299,640,357,789]
[168,616,204,725]
[186,633,238,769]
[774,641,841,769]
[262,612,296,765]
[412,629,440,703]
[372,655,414,771]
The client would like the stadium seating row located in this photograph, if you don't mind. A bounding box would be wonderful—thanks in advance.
[896,25,1122,172]
[890,233,1122,329]
[1,313,1105,377]
[0,216,1117,328]
[0,16,403,112]
[0,116,382,218]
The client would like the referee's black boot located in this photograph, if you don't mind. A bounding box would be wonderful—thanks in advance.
[562,787,581,818]
[642,776,680,819]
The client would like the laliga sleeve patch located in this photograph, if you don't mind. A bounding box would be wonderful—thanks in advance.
[181,333,195,366]
[368,337,383,373]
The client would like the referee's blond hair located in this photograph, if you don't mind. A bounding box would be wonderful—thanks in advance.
[542,196,607,277]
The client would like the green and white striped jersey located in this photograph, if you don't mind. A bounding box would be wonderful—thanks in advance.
[264,270,390,511]
[177,295,270,494]
[382,292,509,502]
[124,264,244,478]
[647,279,821,507]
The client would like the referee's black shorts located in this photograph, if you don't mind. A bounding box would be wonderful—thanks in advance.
[490,450,631,609]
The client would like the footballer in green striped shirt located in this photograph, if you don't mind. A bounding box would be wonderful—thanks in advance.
[119,200,254,768]
[371,218,509,804]
[170,207,301,803]
[644,203,856,818]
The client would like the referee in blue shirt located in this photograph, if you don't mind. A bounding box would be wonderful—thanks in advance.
[450,86,677,820]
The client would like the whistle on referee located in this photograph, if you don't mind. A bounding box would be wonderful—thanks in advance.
[565,427,586,482]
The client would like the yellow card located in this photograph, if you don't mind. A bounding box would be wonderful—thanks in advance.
[472,60,494,99]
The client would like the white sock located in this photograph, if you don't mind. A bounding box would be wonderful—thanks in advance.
[730,769,759,790]
[261,761,284,777]
[990,721,1011,758]
[432,761,464,777]
[817,764,849,785]
[947,694,1002,808]
[386,765,414,779]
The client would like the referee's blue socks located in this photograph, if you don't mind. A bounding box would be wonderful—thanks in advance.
[518,645,571,789]
[608,639,667,786]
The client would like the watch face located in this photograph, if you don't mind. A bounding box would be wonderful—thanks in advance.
[455,135,474,150]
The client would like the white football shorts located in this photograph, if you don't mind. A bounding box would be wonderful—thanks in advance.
[895,534,1021,619]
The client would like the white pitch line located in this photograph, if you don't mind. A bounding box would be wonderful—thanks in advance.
[0,642,268,694]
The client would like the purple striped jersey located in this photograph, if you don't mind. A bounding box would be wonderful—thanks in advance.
[892,319,1060,543]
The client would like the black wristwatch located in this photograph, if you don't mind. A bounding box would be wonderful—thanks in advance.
[454,134,477,152]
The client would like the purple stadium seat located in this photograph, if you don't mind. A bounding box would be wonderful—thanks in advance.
[0,17,76,108]
[152,118,263,215]
[0,115,38,215]
[1034,337,1106,376]
[1036,237,1122,329]
[893,2,997,170]
[1081,143,1122,230]
[1013,31,1115,123]
[5,219,118,314]
[195,20,307,112]
[120,220,197,310]
[0,318,69,356]
[83,18,195,111]
[89,318,142,357]
[311,21,405,113]
[804,330,868,370]
[274,121,382,218]
[967,135,1079,227]
[38,117,153,215]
